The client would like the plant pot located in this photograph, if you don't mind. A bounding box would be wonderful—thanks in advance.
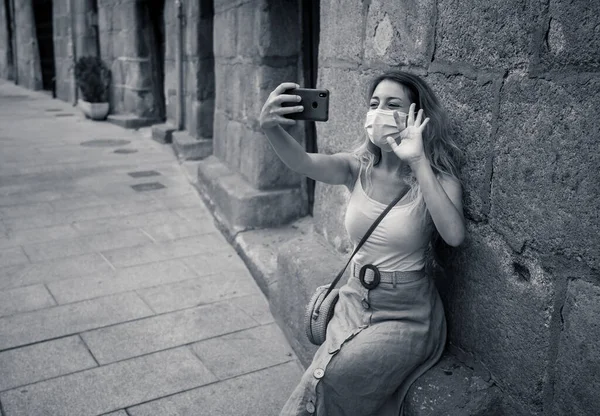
[78,99,110,120]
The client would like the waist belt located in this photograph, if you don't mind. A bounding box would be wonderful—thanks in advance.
[351,263,425,289]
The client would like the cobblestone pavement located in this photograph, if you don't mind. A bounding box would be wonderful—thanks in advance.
[0,80,302,416]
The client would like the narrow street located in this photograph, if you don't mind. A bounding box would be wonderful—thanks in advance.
[0,80,301,416]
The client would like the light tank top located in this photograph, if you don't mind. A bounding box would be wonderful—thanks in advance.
[344,170,432,272]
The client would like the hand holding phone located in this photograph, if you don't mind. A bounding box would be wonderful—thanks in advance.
[281,88,330,122]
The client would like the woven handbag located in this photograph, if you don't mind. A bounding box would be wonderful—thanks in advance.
[304,187,410,345]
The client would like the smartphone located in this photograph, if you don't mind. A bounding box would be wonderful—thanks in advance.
[282,88,330,122]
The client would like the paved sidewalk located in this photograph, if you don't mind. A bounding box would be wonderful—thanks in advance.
[0,80,302,416]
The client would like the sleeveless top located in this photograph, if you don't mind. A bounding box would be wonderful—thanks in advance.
[344,169,432,272]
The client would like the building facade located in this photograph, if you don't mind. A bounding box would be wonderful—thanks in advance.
[1,0,599,414]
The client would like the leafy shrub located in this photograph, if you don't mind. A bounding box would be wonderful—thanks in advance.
[74,56,111,103]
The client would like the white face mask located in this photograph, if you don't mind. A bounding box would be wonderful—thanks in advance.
[364,109,408,151]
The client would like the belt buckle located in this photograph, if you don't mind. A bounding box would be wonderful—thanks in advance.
[359,264,380,290]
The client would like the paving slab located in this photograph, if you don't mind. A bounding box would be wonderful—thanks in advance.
[127,361,302,416]
[0,253,114,291]
[181,251,251,277]
[190,323,297,380]
[0,292,153,350]
[229,293,276,326]
[141,217,217,242]
[0,284,57,318]
[0,347,216,416]
[80,300,259,364]
[47,259,198,304]
[0,336,97,391]
[0,246,30,268]
[1,224,82,248]
[136,270,262,314]
[101,234,235,268]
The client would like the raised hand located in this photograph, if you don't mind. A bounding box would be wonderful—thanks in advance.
[386,103,430,166]
[259,83,304,129]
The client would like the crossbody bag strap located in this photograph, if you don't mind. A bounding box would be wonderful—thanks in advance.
[316,185,411,305]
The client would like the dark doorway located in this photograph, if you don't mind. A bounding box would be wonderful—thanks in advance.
[301,1,320,215]
[3,0,15,80]
[143,0,166,121]
[33,0,55,92]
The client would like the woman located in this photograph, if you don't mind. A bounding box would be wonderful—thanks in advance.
[259,71,466,416]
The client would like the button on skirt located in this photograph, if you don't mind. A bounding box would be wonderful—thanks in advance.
[280,268,446,416]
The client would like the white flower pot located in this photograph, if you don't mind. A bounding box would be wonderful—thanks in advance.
[78,99,110,120]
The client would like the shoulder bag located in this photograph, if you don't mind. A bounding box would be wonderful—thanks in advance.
[304,186,410,345]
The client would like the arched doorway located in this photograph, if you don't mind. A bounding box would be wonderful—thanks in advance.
[33,0,55,93]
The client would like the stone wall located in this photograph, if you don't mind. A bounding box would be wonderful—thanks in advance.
[12,0,42,90]
[98,0,159,119]
[0,0,13,80]
[162,0,214,139]
[52,0,73,102]
[312,0,600,414]
[212,0,304,190]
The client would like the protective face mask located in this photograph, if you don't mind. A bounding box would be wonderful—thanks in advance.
[364,109,408,149]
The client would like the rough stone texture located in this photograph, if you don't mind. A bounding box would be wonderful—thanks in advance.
[364,0,436,68]
[491,75,600,270]
[172,131,213,161]
[404,353,505,416]
[0,336,97,391]
[196,156,307,233]
[52,0,74,102]
[553,279,600,416]
[426,72,499,222]
[539,0,600,71]
[319,0,365,64]
[438,222,555,410]
[13,0,42,90]
[435,0,533,69]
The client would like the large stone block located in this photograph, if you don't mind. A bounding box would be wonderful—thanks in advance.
[213,7,237,58]
[236,1,259,58]
[539,0,600,71]
[256,0,300,58]
[426,73,499,222]
[440,223,555,410]
[364,0,435,67]
[435,0,533,69]
[225,119,244,171]
[239,129,302,191]
[315,67,374,154]
[214,62,234,115]
[196,155,306,233]
[553,279,600,415]
[491,75,600,269]
[319,0,365,64]
[212,109,228,160]
[272,231,344,366]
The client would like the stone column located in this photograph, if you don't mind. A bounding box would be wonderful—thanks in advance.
[196,0,307,235]
[0,0,14,80]
[13,0,42,90]
[74,0,99,58]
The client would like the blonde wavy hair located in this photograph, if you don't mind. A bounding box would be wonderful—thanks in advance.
[352,71,464,269]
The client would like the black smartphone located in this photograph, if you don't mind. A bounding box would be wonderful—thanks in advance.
[282,88,330,122]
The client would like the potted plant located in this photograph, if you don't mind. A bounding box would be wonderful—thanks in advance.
[74,56,111,120]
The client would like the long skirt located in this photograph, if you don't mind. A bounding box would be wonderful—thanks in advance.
[280,265,446,416]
